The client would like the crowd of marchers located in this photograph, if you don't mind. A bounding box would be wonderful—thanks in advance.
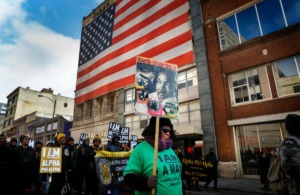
[0,132,128,195]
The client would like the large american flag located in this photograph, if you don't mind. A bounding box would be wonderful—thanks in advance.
[75,0,194,104]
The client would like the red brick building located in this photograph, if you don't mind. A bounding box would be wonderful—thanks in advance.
[201,0,300,176]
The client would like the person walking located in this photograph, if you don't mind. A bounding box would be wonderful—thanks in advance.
[33,141,43,194]
[76,137,90,195]
[10,135,35,195]
[105,133,123,195]
[124,116,183,195]
[204,147,219,190]
[48,133,72,195]
[0,134,12,191]
[280,114,300,194]
[84,135,102,195]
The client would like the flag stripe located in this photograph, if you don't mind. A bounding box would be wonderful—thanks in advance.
[76,41,193,99]
[76,31,192,91]
[77,13,189,85]
[77,2,189,78]
[75,0,194,104]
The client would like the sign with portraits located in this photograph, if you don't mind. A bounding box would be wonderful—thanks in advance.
[135,56,178,118]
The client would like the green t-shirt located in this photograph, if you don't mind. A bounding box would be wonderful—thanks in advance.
[124,141,182,195]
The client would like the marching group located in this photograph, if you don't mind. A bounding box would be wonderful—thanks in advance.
[1,114,298,195]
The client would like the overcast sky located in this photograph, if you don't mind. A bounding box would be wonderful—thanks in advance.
[0,0,103,103]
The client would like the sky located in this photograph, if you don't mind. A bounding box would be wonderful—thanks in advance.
[0,0,104,103]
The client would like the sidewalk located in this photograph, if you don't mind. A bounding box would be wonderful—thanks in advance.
[198,177,275,194]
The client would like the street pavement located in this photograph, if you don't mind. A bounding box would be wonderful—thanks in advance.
[25,177,275,195]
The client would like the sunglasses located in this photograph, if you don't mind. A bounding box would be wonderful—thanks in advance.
[161,128,171,134]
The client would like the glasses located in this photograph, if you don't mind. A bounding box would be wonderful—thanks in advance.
[162,128,171,134]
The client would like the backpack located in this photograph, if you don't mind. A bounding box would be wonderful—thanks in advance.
[267,156,286,195]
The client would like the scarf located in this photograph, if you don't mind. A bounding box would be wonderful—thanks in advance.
[144,136,173,151]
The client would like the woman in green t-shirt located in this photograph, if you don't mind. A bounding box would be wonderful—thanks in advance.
[124,117,183,195]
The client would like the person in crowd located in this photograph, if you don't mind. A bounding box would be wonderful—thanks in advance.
[33,141,43,194]
[76,137,90,195]
[10,135,35,194]
[185,145,199,190]
[258,152,270,189]
[48,133,71,195]
[124,117,183,195]
[44,141,54,194]
[204,147,219,190]
[123,141,131,151]
[280,114,300,194]
[10,137,18,149]
[84,135,102,195]
[0,134,12,190]
[106,133,123,195]
[67,137,79,192]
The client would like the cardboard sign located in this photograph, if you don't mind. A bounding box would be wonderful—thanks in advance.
[40,147,62,173]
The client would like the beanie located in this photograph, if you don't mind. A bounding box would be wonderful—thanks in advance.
[19,135,28,143]
[112,133,120,140]
[149,116,173,129]
[285,114,300,134]
[56,133,66,141]
[93,135,101,143]
[46,141,54,146]
[67,137,74,142]
[35,141,43,146]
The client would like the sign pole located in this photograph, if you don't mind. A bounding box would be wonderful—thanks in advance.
[151,117,159,195]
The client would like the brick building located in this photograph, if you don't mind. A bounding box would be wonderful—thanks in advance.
[201,0,300,176]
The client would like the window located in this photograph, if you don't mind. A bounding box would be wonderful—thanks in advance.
[272,54,300,96]
[178,68,198,90]
[110,95,115,112]
[125,88,135,105]
[87,101,93,117]
[98,98,103,114]
[77,104,83,119]
[229,66,271,105]
[218,0,299,50]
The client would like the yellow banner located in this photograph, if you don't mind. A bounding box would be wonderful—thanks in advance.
[95,150,131,158]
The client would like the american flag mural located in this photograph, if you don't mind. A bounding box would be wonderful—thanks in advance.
[76,0,194,104]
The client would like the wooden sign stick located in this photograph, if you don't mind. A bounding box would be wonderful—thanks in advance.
[151,117,160,195]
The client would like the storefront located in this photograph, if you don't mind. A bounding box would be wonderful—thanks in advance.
[234,121,287,176]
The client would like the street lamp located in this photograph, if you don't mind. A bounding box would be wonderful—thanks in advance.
[38,95,57,137]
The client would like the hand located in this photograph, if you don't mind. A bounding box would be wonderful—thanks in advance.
[147,175,157,189]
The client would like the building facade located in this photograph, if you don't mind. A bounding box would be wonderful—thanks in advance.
[72,0,300,178]
[201,0,300,177]
[3,87,74,140]
[0,103,7,133]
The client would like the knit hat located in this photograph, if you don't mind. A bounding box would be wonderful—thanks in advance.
[285,114,300,134]
[35,141,43,146]
[67,137,74,142]
[112,133,120,140]
[46,141,54,146]
[19,135,28,142]
[10,138,17,143]
[93,135,101,143]
[149,116,173,129]
[56,133,66,141]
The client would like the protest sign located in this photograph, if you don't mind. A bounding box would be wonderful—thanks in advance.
[119,127,130,144]
[95,150,131,188]
[135,56,178,118]
[107,122,121,139]
[131,135,138,148]
[182,157,213,182]
[100,130,109,145]
[79,133,88,146]
[40,147,62,173]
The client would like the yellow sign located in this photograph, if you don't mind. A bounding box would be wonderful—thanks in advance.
[40,147,62,173]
